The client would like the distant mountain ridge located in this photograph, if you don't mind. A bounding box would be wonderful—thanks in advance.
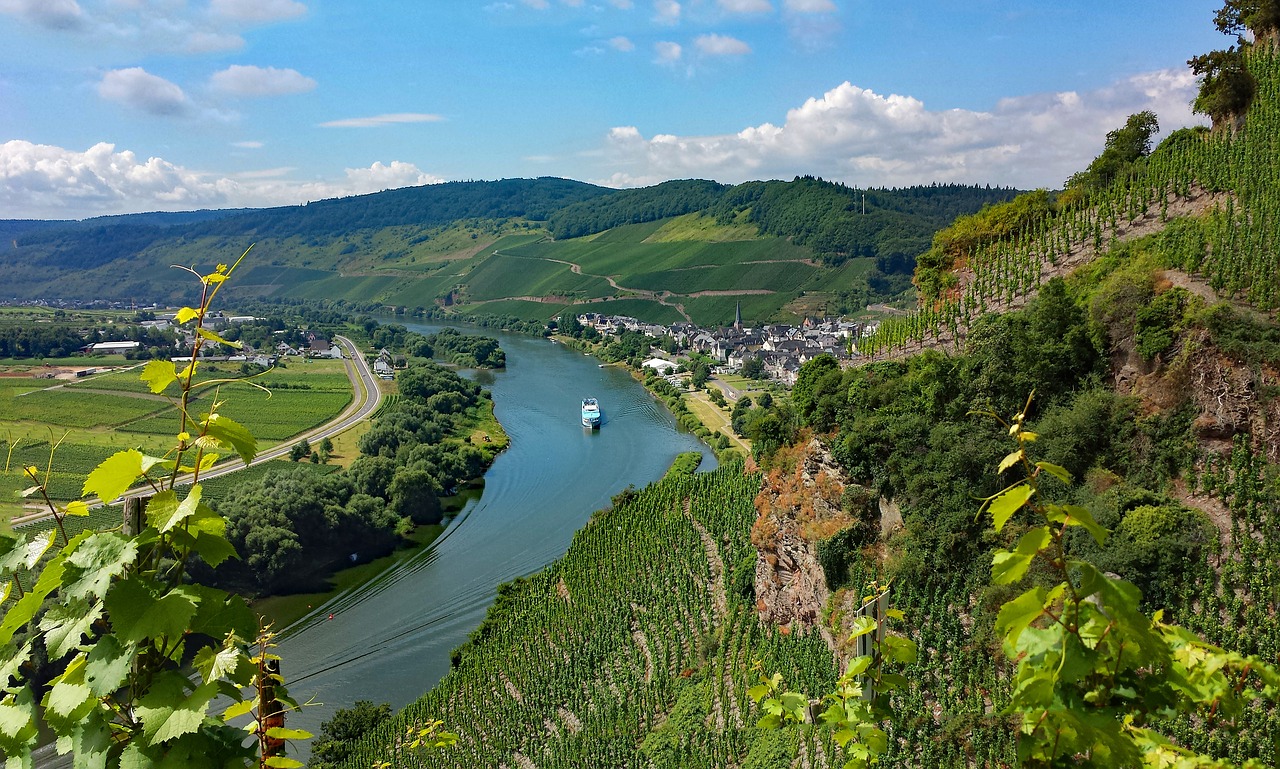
[0,176,1019,324]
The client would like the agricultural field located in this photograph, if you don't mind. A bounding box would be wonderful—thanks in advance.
[1,358,354,519]
[454,299,571,322]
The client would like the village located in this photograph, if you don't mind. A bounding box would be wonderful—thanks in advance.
[575,307,877,386]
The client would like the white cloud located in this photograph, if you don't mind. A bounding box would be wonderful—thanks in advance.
[609,35,635,51]
[319,113,445,128]
[208,0,306,23]
[209,65,316,96]
[719,0,771,13]
[0,140,445,219]
[98,67,190,116]
[653,0,679,25]
[232,141,265,148]
[343,161,443,190]
[783,0,835,12]
[592,68,1204,190]
[608,0,634,7]
[695,33,751,56]
[0,0,85,29]
[0,0,311,54]
[654,41,682,64]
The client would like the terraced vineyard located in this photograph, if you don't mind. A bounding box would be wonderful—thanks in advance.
[336,461,841,769]
[862,46,1280,357]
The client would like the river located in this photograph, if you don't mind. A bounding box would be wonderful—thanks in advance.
[275,323,716,742]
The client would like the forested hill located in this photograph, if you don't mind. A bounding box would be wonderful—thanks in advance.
[0,176,1017,327]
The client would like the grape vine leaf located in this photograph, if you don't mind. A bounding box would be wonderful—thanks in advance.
[83,449,143,503]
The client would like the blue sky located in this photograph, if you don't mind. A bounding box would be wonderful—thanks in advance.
[0,1,1228,219]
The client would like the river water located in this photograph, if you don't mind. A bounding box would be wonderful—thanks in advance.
[276,324,715,740]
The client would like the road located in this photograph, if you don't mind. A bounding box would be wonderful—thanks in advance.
[12,335,383,526]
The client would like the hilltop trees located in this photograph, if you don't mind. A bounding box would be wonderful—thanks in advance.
[1214,0,1280,42]
[1066,111,1160,191]
[1190,48,1257,130]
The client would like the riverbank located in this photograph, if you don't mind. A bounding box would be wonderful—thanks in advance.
[253,392,508,629]
[554,333,749,459]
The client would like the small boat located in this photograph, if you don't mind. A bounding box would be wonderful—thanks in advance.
[581,397,602,429]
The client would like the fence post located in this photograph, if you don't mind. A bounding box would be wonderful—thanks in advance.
[123,496,147,536]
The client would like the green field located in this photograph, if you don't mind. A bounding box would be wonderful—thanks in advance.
[455,299,571,321]
[460,254,614,301]
[2,359,355,510]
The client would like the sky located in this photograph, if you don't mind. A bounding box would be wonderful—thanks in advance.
[0,0,1232,220]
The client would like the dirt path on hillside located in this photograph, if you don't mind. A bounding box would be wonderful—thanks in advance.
[857,185,1234,365]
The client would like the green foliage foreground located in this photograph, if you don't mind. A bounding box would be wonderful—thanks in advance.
[1,255,314,768]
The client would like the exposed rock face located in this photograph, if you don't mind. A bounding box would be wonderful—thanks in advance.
[751,438,851,635]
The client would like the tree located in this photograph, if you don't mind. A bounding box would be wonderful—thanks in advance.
[1214,0,1280,42]
[1067,112,1160,190]
[290,442,308,461]
[1189,47,1256,130]
[320,437,334,454]
[559,311,584,338]
[310,701,393,769]
[741,355,765,379]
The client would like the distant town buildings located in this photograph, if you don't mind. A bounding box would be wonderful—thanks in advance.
[578,312,876,386]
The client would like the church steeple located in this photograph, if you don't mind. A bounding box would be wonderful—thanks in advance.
[734,301,742,331]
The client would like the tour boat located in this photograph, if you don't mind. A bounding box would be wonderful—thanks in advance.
[581,397,602,429]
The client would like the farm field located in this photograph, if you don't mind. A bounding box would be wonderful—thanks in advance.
[1,357,355,520]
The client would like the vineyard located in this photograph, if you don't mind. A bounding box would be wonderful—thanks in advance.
[335,461,845,768]
[860,45,1280,358]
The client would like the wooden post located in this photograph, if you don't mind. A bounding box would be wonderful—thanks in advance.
[261,659,286,761]
[123,496,147,536]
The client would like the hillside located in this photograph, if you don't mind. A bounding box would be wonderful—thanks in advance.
[0,178,1017,326]
[325,12,1280,769]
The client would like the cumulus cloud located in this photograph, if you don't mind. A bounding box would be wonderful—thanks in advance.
[653,0,679,25]
[98,67,190,116]
[695,33,751,56]
[0,0,85,29]
[232,141,265,148]
[0,140,444,219]
[592,68,1204,190]
[208,0,306,23]
[654,41,682,64]
[609,36,635,51]
[719,0,771,13]
[783,0,835,12]
[209,65,316,96]
[319,112,445,128]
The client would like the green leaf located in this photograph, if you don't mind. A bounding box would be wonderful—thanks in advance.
[995,586,1048,649]
[43,679,96,727]
[0,688,39,760]
[264,758,304,769]
[136,676,218,745]
[39,599,103,660]
[1062,504,1109,546]
[140,360,179,395]
[265,727,312,740]
[881,635,917,664]
[193,645,242,686]
[64,532,136,600]
[998,450,1023,473]
[83,449,143,503]
[1035,461,1072,485]
[185,585,256,643]
[844,655,872,677]
[68,710,113,769]
[174,307,199,325]
[986,483,1033,532]
[200,414,257,466]
[846,614,877,640]
[20,530,55,571]
[63,500,89,518]
[221,699,255,722]
[103,579,200,645]
[196,327,242,349]
[0,641,32,690]
[85,635,135,698]
[991,526,1052,585]
[147,486,203,534]
[746,683,768,702]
